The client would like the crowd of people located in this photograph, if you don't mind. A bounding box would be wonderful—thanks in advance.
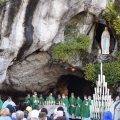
[0,92,120,120]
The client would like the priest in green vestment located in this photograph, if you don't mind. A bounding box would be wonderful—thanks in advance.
[56,94,61,104]
[88,95,92,119]
[74,96,82,119]
[81,95,90,120]
[69,93,76,118]
[61,94,69,111]
[30,91,39,109]
[46,93,55,104]
[39,94,45,105]
[24,93,31,104]
[65,95,69,112]
[0,96,3,110]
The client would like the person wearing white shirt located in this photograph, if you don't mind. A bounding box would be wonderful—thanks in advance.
[2,96,16,108]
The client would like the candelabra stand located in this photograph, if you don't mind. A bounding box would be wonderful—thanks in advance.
[90,63,114,120]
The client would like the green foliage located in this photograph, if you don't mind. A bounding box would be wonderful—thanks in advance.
[51,24,91,63]
[0,1,4,6]
[82,52,120,84]
[105,0,120,48]
[82,63,96,81]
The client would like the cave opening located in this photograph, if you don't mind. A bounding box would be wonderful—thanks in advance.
[95,23,116,53]
[55,74,94,100]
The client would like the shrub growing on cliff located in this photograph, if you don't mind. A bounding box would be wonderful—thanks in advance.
[82,52,120,84]
[0,2,4,7]
[105,0,120,48]
[51,24,91,63]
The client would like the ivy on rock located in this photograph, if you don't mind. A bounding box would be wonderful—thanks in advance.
[51,24,91,64]
[82,52,120,84]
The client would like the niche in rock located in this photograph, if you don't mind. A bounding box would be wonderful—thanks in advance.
[55,74,94,99]
[95,23,116,53]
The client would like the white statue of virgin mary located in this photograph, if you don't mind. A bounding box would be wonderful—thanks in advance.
[101,27,110,54]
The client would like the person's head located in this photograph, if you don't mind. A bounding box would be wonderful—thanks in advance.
[8,96,12,101]
[12,113,16,119]
[102,111,112,120]
[6,104,16,114]
[26,106,32,113]
[0,108,10,116]
[84,95,87,100]
[41,108,48,115]
[49,93,52,96]
[27,93,30,97]
[88,96,91,100]
[77,96,80,99]
[56,116,66,120]
[62,94,65,98]
[38,112,46,120]
[58,94,61,98]
[24,110,29,118]
[34,92,37,96]
[71,93,74,97]
[16,110,24,120]
[31,110,39,120]
[55,111,63,117]
[57,107,64,112]
[40,94,42,98]
[116,96,120,101]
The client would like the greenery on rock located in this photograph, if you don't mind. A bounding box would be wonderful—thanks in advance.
[82,52,120,84]
[105,0,120,48]
[51,24,91,63]
[0,2,4,7]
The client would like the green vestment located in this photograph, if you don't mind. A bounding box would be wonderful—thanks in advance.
[0,99,3,110]
[61,97,69,112]
[39,97,45,105]
[30,95,39,109]
[74,98,82,117]
[69,97,76,115]
[81,99,90,118]
[56,97,62,104]
[24,97,31,103]
[46,96,55,103]
[88,99,91,117]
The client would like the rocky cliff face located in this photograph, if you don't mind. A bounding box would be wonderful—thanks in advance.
[0,0,117,94]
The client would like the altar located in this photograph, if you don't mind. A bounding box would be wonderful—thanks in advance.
[38,105,69,117]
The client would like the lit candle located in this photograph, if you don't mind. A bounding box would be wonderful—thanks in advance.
[104,95,106,101]
[103,75,105,83]
[97,87,99,94]
[95,87,97,94]
[100,63,103,83]
[98,74,100,82]
[100,88,101,94]
[96,81,98,87]
[106,82,107,88]
[109,95,111,100]
[99,101,101,107]
[105,88,107,94]
[97,107,99,112]
[102,95,104,100]
[102,100,104,107]
[93,94,95,100]
[98,95,99,100]
[108,89,109,95]
[93,106,94,112]
[103,87,104,95]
